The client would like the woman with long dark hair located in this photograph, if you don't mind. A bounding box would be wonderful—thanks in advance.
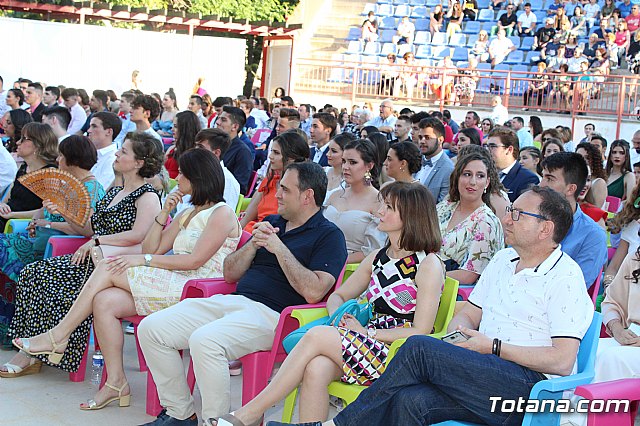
[529,116,543,142]
[164,110,201,179]
[154,89,179,138]
[1,108,33,152]
[576,142,608,208]
[606,139,635,201]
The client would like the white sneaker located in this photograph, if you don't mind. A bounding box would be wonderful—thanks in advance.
[228,360,242,376]
[125,323,134,334]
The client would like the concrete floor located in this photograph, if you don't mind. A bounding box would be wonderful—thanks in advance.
[0,331,290,426]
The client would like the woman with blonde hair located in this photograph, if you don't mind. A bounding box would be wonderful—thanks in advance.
[470,31,490,63]
[446,2,464,37]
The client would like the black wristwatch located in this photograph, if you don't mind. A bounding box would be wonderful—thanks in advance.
[93,235,100,246]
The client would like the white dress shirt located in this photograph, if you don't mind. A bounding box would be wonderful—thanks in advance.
[0,145,17,196]
[91,144,117,188]
[415,150,444,184]
[67,103,87,135]
[312,143,330,164]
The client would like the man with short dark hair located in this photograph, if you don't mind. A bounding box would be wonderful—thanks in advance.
[540,152,607,286]
[590,134,607,163]
[139,162,347,426]
[409,111,430,144]
[298,104,312,137]
[188,95,208,129]
[277,108,302,135]
[79,89,109,134]
[579,123,595,143]
[391,115,412,144]
[87,111,122,188]
[453,111,484,145]
[415,117,454,202]
[309,112,337,166]
[114,91,137,148]
[492,3,517,36]
[511,116,533,148]
[487,127,539,201]
[270,186,594,426]
[443,109,459,134]
[130,94,163,148]
[216,106,253,194]
[280,96,295,108]
[42,106,72,142]
[43,86,60,108]
[517,2,537,36]
[61,88,86,135]
[25,83,45,122]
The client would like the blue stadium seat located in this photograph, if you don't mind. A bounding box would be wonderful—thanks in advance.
[534,11,547,22]
[508,36,521,49]
[476,62,493,93]
[467,34,478,47]
[449,33,467,46]
[379,16,397,29]
[457,61,470,69]
[504,50,524,64]
[452,47,469,61]
[511,64,529,95]
[378,0,392,4]
[381,42,397,56]
[362,41,381,55]
[477,0,490,8]
[415,18,429,31]
[492,64,510,94]
[346,40,362,54]
[410,0,423,5]
[328,54,346,83]
[411,6,429,18]
[346,27,361,41]
[394,4,411,17]
[496,10,506,20]
[520,37,534,50]
[525,50,541,64]
[432,46,452,59]
[378,4,394,17]
[479,22,495,33]
[463,21,481,34]
[380,29,396,43]
[414,31,431,45]
[416,45,432,59]
[343,55,362,84]
[530,0,543,10]
[432,32,448,45]
[477,9,494,21]
[360,56,381,85]
[394,0,410,4]
[427,0,440,6]
[362,4,378,15]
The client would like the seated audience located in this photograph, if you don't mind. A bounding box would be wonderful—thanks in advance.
[138,162,348,425]
[153,89,178,137]
[519,146,543,181]
[415,117,455,202]
[270,186,593,426]
[0,122,58,230]
[469,33,490,64]
[517,3,538,36]
[488,29,517,66]
[323,133,356,194]
[383,141,421,185]
[454,59,480,107]
[364,99,397,138]
[2,108,32,153]
[310,112,337,167]
[217,182,444,426]
[217,106,253,194]
[577,167,608,229]
[0,136,104,285]
[523,62,550,111]
[393,16,415,45]
[5,132,162,376]
[188,95,208,130]
[430,4,444,36]
[540,152,607,286]
[165,111,201,179]
[390,114,412,144]
[42,106,71,142]
[541,137,565,160]
[394,53,420,101]
[5,88,25,111]
[131,94,163,149]
[462,0,478,21]
[325,139,386,264]
[447,3,465,38]
[241,130,309,232]
[492,5,517,36]
[606,139,636,201]
[361,11,378,44]
[86,111,121,189]
[576,142,608,208]
[437,151,505,284]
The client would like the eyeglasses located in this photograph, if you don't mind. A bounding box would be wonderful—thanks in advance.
[506,206,548,221]
[20,136,33,142]
[485,143,506,150]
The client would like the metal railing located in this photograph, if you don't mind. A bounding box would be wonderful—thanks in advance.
[292,58,640,136]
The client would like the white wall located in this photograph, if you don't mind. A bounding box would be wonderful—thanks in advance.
[0,17,246,103]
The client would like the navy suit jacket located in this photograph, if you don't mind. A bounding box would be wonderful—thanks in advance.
[502,161,539,202]
[310,146,329,167]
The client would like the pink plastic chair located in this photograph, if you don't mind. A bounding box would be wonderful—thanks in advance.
[246,171,259,197]
[457,285,474,301]
[574,378,640,426]
[144,261,346,419]
[605,196,621,213]
[250,128,272,146]
[587,269,602,307]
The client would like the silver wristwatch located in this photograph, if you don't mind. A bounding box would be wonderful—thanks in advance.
[144,254,153,267]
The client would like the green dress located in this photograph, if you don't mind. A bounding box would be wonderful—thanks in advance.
[0,179,105,282]
[607,174,626,199]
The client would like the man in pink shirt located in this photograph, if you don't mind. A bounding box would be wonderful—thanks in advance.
[453,111,484,144]
[626,5,640,33]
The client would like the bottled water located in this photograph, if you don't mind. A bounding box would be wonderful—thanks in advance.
[90,350,104,385]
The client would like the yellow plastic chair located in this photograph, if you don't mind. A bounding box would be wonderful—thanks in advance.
[236,196,251,217]
[235,195,245,216]
[3,218,31,234]
[342,263,359,283]
[533,140,541,150]
[281,277,459,422]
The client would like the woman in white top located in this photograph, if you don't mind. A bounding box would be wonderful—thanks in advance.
[324,133,357,193]
[382,141,421,185]
[325,139,385,264]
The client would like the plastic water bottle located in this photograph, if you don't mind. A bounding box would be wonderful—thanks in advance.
[90,350,104,385]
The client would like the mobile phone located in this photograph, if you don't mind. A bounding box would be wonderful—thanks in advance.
[441,330,469,344]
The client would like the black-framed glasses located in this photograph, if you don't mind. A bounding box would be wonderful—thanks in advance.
[485,143,506,150]
[506,206,548,221]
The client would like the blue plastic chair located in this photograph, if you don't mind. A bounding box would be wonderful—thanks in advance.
[394,0,409,4]
[346,40,361,54]
[534,10,547,22]
[380,42,397,56]
[43,235,87,259]
[467,34,478,47]
[362,41,381,55]
[394,4,411,17]
[378,4,394,16]
[432,46,452,59]
[410,0,423,5]
[4,219,30,234]
[434,312,602,426]
[525,50,541,64]
[530,0,544,10]
[415,18,429,31]
[361,3,378,15]
[449,33,467,47]
[452,47,469,62]
[520,37,535,51]
[463,21,481,34]
[427,0,440,6]
[504,50,524,64]
[508,36,521,49]
[511,65,530,95]
[379,16,397,29]
[432,32,448,46]
[327,54,346,83]
[414,31,431,45]
[477,0,490,8]
[416,45,432,59]
[476,62,493,93]
[346,27,361,41]
[380,29,396,43]
[411,6,429,18]
[477,9,494,22]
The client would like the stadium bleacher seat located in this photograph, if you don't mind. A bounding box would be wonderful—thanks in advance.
[432,32,448,46]
[457,61,469,69]
[508,36,521,49]
[511,64,529,95]
[344,54,361,84]
[360,56,381,85]
[410,0,423,5]
[362,4,378,15]
[449,33,466,47]
[479,22,494,33]
[520,37,534,50]
[378,0,392,4]
[346,40,361,54]
[477,0,490,8]
[476,62,493,92]
[362,41,381,55]
[504,50,524,64]
[492,64,510,93]
[452,47,468,62]
[328,54,346,83]
[416,44,431,59]
[378,4,394,17]
[415,18,429,31]
[496,10,506,20]
[534,11,547,22]
[463,21,481,34]
[432,46,452,59]
[414,31,431,45]
[394,4,411,17]
[346,27,361,41]
[525,50,541,64]
[467,34,478,47]
[380,29,395,43]
[381,43,397,56]
[379,16,397,29]
[427,0,440,6]
[394,0,410,4]
[477,9,494,21]
[411,6,429,18]
[530,0,543,10]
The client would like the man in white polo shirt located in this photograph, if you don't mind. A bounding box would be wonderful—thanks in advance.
[270,186,594,426]
[517,2,537,37]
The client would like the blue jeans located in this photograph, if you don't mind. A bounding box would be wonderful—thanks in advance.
[333,335,546,426]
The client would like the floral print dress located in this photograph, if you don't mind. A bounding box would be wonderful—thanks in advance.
[436,200,504,281]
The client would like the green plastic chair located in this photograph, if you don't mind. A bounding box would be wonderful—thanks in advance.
[281,277,460,422]
[3,218,31,234]
[235,195,245,216]
[167,178,178,193]
[533,140,542,149]
[342,263,359,283]
[236,196,251,217]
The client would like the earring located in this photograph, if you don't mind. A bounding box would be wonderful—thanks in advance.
[364,170,373,186]
[484,186,488,193]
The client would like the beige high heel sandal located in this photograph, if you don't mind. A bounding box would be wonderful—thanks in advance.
[80,382,130,410]
[0,351,43,378]
[12,330,68,365]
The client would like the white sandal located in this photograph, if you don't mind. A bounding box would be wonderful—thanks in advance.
[0,352,42,378]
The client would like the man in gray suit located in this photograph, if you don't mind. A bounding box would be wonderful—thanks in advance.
[415,117,454,202]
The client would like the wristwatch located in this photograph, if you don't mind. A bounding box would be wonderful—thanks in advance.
[144,254,153,267]
[93,235,100,246]
[44,223,51,229]
[367,328,378,340]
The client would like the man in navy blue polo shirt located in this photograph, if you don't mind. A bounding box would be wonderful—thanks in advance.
[138,162,348,426]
